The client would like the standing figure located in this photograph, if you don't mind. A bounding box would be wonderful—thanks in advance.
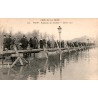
[16,38,21,50]
[32,37,38,49]
[43,39,46,48]
[28,38,33,57]
[3,35,7,51]
[7,35,12,50]
[10,38,16,50]
[47,40,51,48]
[54,41,57,48]
[29,38,33,49]
[25,37,29,49]
[35,37,38,49]
[20,35,29,58]
[67,41,71,48]
[39,39,43,49]
[20,35,28,50]
[61,40,64,48]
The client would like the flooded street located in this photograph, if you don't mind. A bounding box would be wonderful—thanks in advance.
[0,47,98,80]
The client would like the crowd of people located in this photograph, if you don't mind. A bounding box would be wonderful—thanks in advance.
[3,34,95,51]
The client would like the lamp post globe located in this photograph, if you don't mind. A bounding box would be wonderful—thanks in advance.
[58,26,62,34]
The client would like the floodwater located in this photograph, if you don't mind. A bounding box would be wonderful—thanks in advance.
[0,47,98,80]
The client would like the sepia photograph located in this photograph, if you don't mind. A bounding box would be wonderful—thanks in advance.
[0,18,98,80]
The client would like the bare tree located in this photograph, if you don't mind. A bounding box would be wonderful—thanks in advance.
[43,32,48,40]
[14,31,23,38]
[32,30,39,38]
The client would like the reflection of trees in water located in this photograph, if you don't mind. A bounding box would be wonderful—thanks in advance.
[0,58,49,80]
[22,58,48,80]
[77,49,90,63]
[0,68,10,80]
[24,50,87,79]
[63,49,90,67]
[0,65,25,80]
[63,51,80,66]
[0,49,91,80]
[48,54,60,75]
[47,55,64,80]
[59,61,62,80]
[72,51,79,62]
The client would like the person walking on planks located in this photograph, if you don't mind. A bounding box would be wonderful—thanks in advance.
[7,35,12,50]
[20,35,28,50]
[43,39,46,48]
[34,37,38,49]
[39,38,43,49]
[20,35,29,58]
[3,35,7,51]
[47,40,51,48]
[29,38,33,49]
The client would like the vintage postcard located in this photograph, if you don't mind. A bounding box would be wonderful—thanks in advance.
[0,18,98,80]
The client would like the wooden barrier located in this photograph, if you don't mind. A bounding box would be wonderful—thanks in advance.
[10,45,28,68]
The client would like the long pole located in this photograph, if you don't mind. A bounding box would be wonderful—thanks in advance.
[59,32,61,61]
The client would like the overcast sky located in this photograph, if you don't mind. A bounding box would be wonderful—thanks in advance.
[0,18,98,40]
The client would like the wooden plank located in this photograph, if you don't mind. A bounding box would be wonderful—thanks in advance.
[0,46,94,55]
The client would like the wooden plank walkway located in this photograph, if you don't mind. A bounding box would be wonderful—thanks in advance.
[0,46,91,55]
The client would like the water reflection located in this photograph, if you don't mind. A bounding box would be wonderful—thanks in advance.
[59,61,62,80]
[0,48,98,80]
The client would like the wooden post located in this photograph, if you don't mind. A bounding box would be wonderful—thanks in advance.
[8,63,10,75]
[33,53,35,59]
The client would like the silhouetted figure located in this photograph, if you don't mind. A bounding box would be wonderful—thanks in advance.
[73,41,78,47]
[25,37,29,49]
[20,35,28,50]
[67,41,71,47]
[29,38,33,49]
[10,38,16,50]
[61,40,64,48]
[35,37,38,49]
[16,38,21,50]
[43,39,46,48]
[7,35,12,50]
[54,41,57,48]
[32,37,38,49]
[78,42,82,47]
[39,39,43,49]
[47,40,51,48]
[20,35,29,58]
[3,35,7,51]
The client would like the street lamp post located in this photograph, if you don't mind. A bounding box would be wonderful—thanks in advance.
[57,26,62,61]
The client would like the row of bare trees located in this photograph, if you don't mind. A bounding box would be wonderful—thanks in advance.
[0,26,55,49]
